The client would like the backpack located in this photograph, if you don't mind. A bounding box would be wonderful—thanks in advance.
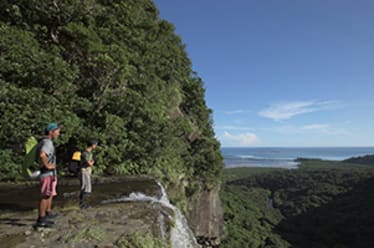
[68,150,82,175]
[22,136,41,179]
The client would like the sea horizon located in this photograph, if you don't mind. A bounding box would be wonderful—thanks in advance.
[222,147,374,169]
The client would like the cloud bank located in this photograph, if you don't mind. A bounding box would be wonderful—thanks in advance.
[259,100,339,121]
[220,131,260,147]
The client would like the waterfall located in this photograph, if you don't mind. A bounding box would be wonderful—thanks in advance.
[171,207,198,248]
[157,182,198,248]
[102,182,199,248]
[157,182,170,203]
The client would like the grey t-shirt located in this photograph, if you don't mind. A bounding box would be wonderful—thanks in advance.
[40,138,56,166]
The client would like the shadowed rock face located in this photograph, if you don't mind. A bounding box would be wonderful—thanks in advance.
[187,186,224,248]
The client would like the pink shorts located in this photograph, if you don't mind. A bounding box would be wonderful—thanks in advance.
[40,176,57,197]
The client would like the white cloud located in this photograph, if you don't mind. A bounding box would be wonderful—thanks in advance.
[259,100,340,121]
[224,109,250,115]
[219,131,260,147]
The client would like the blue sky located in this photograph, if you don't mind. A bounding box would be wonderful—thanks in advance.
[154,0,374,147]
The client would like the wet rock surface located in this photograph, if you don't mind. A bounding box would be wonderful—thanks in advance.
[0,176,174,247]
[0,202,173,247]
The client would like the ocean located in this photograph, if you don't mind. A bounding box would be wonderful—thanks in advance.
[222,147,374,169]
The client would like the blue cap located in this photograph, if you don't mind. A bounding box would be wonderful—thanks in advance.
[45,123,63,132]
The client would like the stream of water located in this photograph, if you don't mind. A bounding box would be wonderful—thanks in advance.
[101,182,198,248]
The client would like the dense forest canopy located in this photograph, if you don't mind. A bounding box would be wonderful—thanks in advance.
[221,161,374,248]
[0,0,223,199]
[343,154,374,165]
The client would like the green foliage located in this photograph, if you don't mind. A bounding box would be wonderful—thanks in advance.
[343,154,374,166]
[0,149,22,181]
[230,166,374,216]
[222,167,285,183]
[221,185,289,248]
[221,160,374,248]
[0,0,223,206]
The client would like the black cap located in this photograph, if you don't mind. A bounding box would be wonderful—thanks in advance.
[87,139,98,147]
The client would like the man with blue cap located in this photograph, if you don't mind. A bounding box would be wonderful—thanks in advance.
[35,122,62,228]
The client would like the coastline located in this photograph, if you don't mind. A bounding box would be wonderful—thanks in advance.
[221,146,374,169]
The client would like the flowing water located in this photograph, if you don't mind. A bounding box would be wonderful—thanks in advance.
[102,182,199,248]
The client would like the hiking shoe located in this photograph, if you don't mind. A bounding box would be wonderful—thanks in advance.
[46,212,59,219]
[35,219,54,228]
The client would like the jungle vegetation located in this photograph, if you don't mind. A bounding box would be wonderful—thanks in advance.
[0,0,223,208]
[221,159,374,248]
